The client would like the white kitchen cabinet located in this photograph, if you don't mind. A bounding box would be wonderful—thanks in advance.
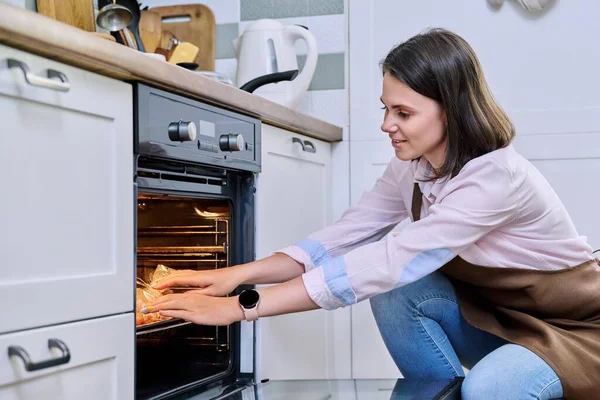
[0,44,134,334]
[349,141,403,380]
[256,124,351,380]
[0,313,134,399]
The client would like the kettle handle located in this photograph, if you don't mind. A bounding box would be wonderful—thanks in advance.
[239,70,299,93]
[283,25,318,101]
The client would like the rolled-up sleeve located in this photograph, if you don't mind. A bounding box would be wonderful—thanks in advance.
[277,157,410,271]
[303,159,519,310]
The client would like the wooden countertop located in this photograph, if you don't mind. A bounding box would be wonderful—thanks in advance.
[0,4,343,142]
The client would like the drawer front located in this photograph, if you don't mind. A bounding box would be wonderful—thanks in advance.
[0,44,134,333]
[0,314,134,399]
[262,125,331,165]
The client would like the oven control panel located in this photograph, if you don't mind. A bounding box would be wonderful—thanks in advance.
[135,84,261,173]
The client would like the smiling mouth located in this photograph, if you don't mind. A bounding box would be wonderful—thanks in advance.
[392,139,407,144]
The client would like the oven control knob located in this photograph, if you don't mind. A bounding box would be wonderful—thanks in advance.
[168,121,197,142]
[219,133,245,152]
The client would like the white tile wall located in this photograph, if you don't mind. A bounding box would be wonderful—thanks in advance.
[214,58,238,86]
[141,0,240,24]
[139,0,348,129]
[1,0,26,7]
[239,14,346,56]
[296,89,347,127]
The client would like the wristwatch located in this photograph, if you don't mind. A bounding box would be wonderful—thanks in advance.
[238,289,261,322]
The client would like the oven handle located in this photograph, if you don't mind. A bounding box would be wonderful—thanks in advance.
[8,338,71,372]
[209,383,254,400]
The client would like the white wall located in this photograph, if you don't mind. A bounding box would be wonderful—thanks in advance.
[349,0,600,246]
[348,0,600,379]
[1,0,35,10]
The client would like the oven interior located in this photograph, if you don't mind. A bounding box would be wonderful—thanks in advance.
[136,193,234,399]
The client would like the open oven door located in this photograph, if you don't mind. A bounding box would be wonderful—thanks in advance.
[187,377,463,400]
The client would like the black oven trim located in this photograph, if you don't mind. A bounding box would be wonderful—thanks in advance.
[134,160,256,400]
[133,84,262,174]
[134,82,260,400]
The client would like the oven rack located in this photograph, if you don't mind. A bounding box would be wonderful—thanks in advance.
[139,231,228,236]
[137,258,228,264]
[137,245,226,254]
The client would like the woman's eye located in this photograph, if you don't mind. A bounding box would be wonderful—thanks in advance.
[398,112,410,119]
[380,106,387,111]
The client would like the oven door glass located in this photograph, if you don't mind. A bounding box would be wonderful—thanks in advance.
[136,193,234,400]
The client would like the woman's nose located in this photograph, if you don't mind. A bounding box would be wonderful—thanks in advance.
[381,118,398,134]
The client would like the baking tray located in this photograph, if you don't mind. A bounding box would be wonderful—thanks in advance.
[136,318,192,336]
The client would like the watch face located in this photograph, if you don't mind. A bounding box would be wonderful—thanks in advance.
[239,289,260,308]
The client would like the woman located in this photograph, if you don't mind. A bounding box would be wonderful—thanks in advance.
[143,28,600,399]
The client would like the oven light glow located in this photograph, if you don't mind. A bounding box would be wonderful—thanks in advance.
[194,207,222,218]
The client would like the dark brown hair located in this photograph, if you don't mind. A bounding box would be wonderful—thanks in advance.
[380,28,514,180]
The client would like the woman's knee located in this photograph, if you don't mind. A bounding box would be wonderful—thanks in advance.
[461,344,563,400]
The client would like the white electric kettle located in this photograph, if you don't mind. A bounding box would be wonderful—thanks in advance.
[233,19,318,109]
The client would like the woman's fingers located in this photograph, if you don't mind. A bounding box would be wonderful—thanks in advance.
[141,295,184,313]
[159,310,194,321]
[144,293,175,307]
[187,287,220,296]
[153,273,208,290]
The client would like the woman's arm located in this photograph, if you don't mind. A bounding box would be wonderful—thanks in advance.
[234,253,306,284]
[155,159,408,294]
[276,158,409,271]
[255,276,319,316]
[302,159,520,311]
[151,252,306,295]
[143,276,318,325]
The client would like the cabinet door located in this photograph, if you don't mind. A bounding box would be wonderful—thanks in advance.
[256,125,350,380]
[0,44,134,334]
[350,142,402,379]
[0,314,134,400]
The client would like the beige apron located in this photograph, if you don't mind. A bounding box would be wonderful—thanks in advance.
[411,183,600,399]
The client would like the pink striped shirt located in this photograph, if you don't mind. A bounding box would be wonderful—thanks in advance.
[278,145,594,310]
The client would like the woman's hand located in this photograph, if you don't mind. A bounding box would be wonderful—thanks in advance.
[141,292,244,326]
[143,276,320,325]
[152,267,245,297]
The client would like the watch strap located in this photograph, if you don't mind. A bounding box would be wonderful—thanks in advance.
[243,307,259,322]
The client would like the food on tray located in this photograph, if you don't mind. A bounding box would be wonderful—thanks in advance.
[136,264,177,327]
[151,264,177,289]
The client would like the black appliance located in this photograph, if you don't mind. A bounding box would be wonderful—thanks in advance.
[134,84,260,400]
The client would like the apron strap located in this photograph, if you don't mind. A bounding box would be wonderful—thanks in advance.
[411,182,423,222]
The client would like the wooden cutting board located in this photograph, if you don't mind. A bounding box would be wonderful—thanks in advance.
[36,0,96,32]
[139,10,162,54]
[150,4,216,71]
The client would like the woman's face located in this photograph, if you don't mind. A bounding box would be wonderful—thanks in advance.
[380,73,447,168]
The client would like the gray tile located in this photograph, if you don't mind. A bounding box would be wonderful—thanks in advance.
[298,53,345,91]
[216,23,239,59]
[272,0,310,19]
[309,0,344,16]
[241,0,273,21]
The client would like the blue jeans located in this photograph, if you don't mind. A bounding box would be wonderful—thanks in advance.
[370,271,564,399]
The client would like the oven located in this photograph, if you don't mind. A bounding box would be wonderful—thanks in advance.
[134,84,260,400]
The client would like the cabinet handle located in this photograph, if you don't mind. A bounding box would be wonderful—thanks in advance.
[292,137,306,151]
[6,58,71,92]
[292,137,317,153]
[8,338,71,372]
[303,140,317,153]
